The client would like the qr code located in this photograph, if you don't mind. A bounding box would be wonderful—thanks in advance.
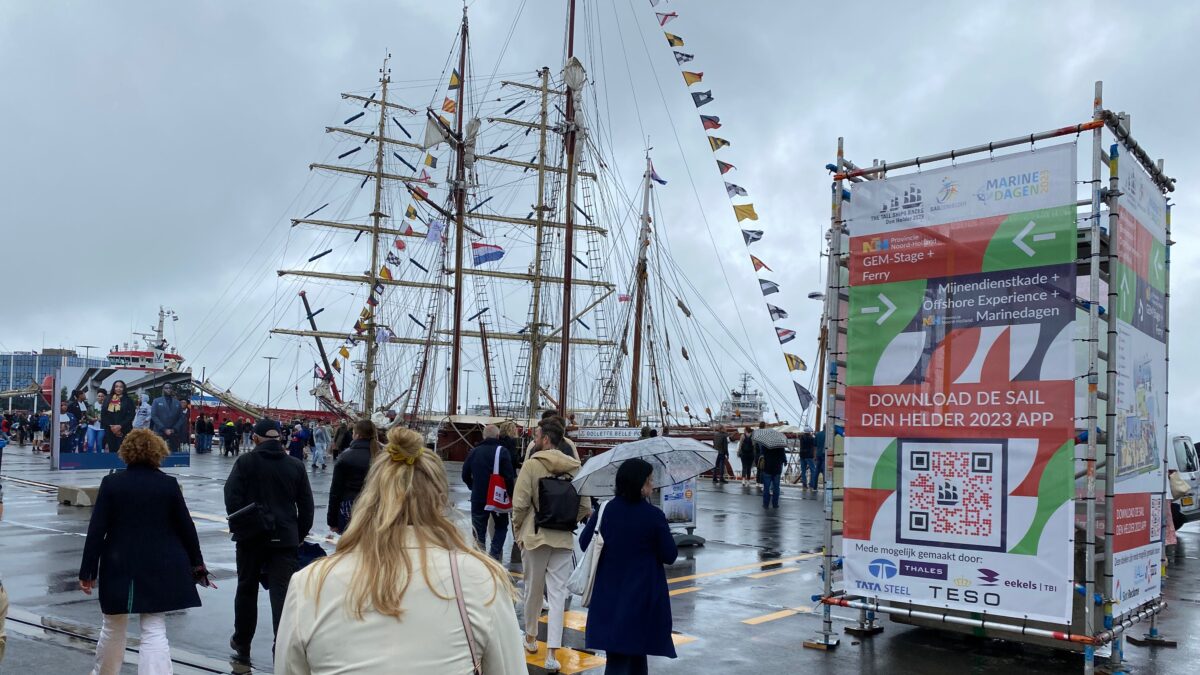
[897,440,1007,552]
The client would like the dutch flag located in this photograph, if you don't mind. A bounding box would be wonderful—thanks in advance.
[471,242,505,266]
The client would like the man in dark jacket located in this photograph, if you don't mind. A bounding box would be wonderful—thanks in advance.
[711,425,730,484]
[461,424,515,560]
[798,430,817,489]
[224,418,314,664]
[330,421,350,461]
[327,419,375,532]
[759,440,787,509]
[149,384,187,452]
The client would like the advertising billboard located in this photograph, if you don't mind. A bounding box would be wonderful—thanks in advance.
[841,144,1078,624]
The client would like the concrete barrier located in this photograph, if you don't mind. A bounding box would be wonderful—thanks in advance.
[57,485,100,507]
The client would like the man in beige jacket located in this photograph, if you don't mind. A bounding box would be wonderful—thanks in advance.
[512,418,590,671]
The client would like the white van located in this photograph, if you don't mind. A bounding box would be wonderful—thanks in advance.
[1170,435,1200,522]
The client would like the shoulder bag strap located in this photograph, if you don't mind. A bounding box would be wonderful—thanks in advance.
[492,445,502,474]
[448,551,482,675]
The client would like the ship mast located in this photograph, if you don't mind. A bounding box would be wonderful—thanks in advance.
[527,66,552,417]
[557,0,579,417]
[363,56,391,415]
[627,154,653,427]
[448,9,469,416]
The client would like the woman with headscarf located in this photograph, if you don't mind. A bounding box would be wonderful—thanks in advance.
[100,380,137,454]
[275,426,526,673]
[79,429,210,674]
[578,458,678,674]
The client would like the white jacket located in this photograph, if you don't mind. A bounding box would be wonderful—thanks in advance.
[275,544,526,674]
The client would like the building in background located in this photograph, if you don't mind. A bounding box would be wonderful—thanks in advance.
[0,350,110,412]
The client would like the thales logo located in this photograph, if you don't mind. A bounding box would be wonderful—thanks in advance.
[868,558,898,579]
[937,178,959,203]
[975,170,1051,202]
[977,568,1000,586]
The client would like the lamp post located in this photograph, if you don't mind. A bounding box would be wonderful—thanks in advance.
[263,356,279,418]
[463,369,474,416]
[76,344,97,366]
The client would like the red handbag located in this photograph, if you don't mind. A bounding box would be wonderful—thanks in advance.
[484,446,512,513]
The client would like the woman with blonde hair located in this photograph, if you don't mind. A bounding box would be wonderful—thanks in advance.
[79,429,210,674]
[277,426,526,674]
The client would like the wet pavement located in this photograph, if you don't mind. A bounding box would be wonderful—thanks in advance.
[1,444,1197,674]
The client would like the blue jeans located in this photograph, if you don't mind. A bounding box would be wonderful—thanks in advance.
[813,453,825,489]
[800,457,817,487]
[311,443,327,468]
[761,472,781,507]
[196,433,211,453]
[84,427,105,453]
[471,510,509,560]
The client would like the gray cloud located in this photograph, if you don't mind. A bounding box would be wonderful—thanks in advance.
[3,1,1196,426]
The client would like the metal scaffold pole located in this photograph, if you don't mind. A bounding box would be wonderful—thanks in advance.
[1101,126,1123,672]
[804,136,844,652]
[1082,80,1103,675]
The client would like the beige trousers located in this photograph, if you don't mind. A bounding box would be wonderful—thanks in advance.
[521,545,573,649]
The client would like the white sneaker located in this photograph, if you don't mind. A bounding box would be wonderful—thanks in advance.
[523,634,538,654]
[545,649,561,672]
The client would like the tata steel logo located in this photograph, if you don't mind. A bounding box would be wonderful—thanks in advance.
[936,178,959,203]
[977,568,1000,586]
[975,170,1051,202]
[868,558,898,579]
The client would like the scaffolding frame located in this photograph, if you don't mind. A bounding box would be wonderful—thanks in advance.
[807,81,1176,674]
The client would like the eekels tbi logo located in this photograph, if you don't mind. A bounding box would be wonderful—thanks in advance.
[975,169,1051,202]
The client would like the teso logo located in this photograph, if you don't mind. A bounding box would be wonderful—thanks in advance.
[977,568,1000,587]
[975,169,1051,203]
[936,178,959,203]
[868,558,898,579]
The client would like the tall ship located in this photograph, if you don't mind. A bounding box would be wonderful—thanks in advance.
[197,2,804,457]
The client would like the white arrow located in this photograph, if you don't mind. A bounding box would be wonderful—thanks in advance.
[1013,220,1056,257]
[860,293,896,325]
[1153,249,1164,276]
[1120,274,1132,314]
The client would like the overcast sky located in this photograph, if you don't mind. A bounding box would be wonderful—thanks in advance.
[3,1,1198,425]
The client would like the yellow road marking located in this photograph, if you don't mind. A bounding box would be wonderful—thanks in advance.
[666,553,819,584]
[523,642,605,674]
[748,567,799,580]
[741,606,814,625]
[669,586,700,596]
[540,610,589,632]
[672,633,698,646]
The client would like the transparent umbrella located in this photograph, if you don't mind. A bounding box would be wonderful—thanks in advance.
[572,436,717,497]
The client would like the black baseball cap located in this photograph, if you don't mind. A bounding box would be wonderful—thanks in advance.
[253,418,281,439]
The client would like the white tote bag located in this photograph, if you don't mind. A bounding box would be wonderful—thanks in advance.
[567,501,607,607]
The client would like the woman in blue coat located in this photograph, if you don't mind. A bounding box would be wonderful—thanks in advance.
[579,458,678,674]
[79,429,209,674]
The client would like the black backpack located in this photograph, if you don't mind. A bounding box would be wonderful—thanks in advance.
[535,473,582,532]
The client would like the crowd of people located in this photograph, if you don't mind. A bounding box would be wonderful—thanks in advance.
[61,408,685,674]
